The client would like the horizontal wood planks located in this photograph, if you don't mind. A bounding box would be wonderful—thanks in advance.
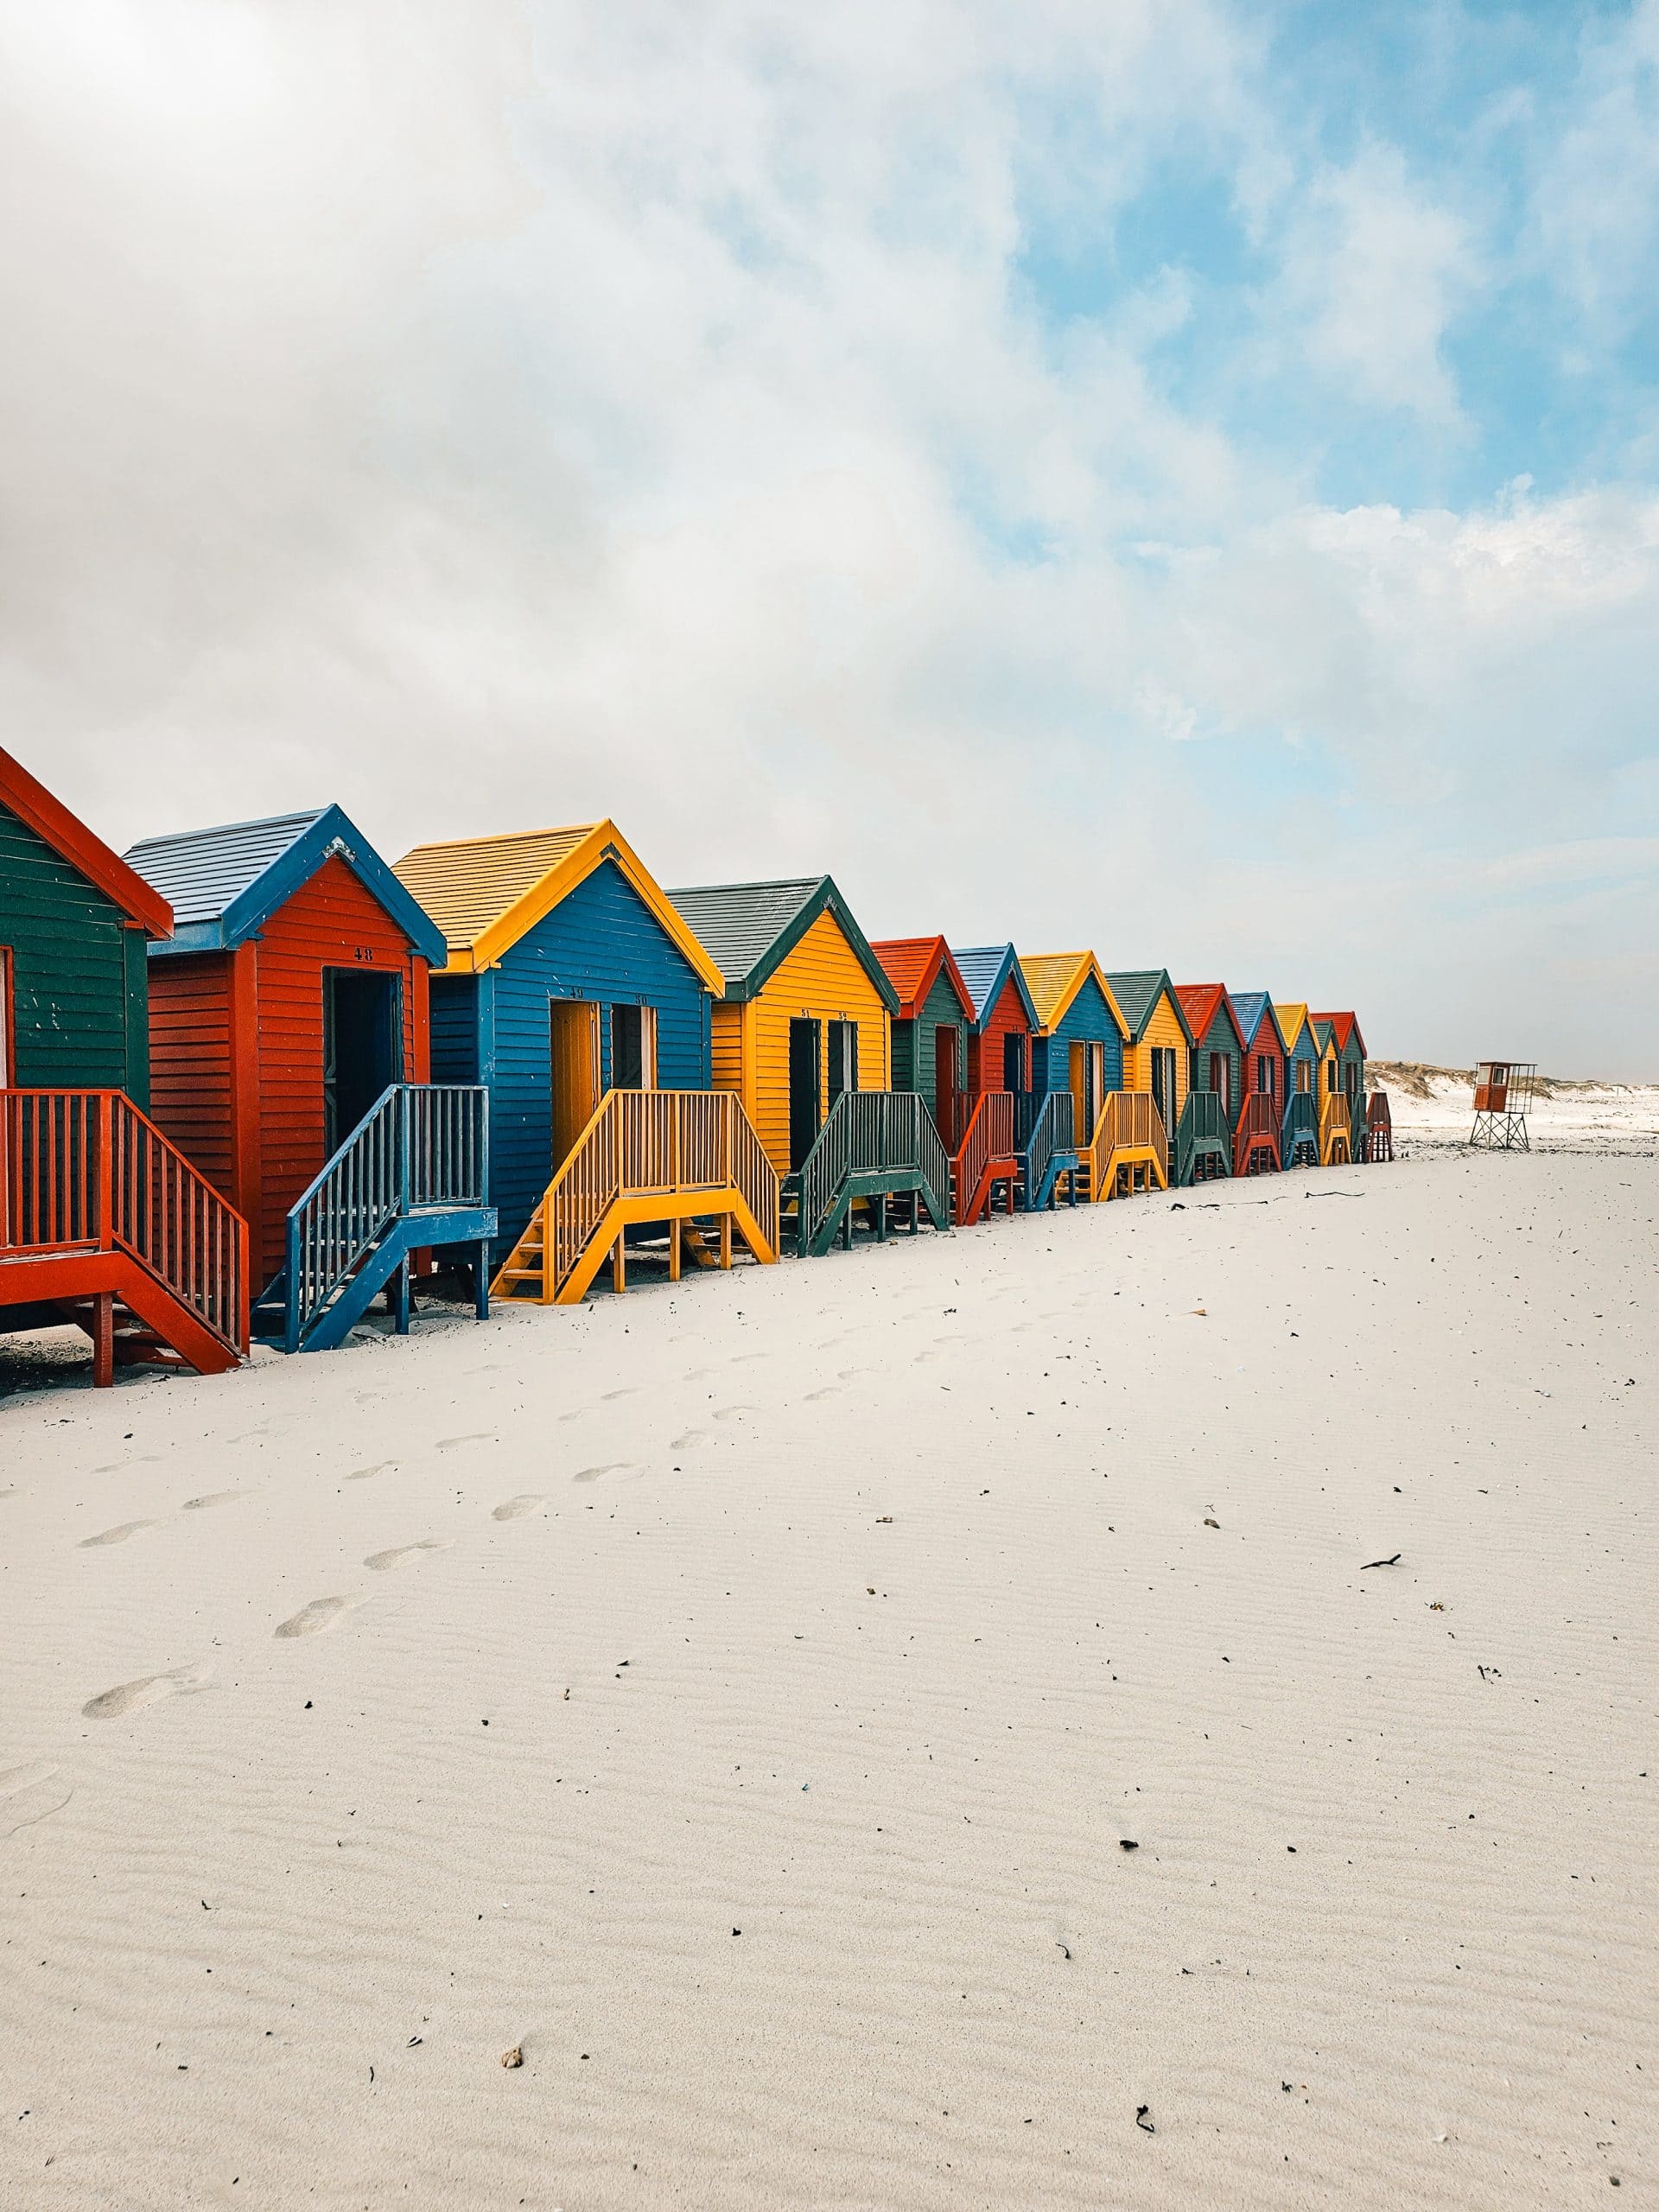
[148,953,236,1195]
[891,966,968,1119]
[0,799,149,1099]
[1033,975,1124,1096]
[967,970,1033,1096]
[1121,988,1190,1124]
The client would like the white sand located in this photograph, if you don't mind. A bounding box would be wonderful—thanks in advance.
[3,1154,1656,2209]
[1372,1065,1659,1158]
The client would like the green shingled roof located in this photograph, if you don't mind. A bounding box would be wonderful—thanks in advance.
[1103,968,1192,1045]
[668,875,899,1009]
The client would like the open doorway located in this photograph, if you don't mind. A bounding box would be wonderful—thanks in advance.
[550,999,601,1169]
[1069,1039,1103,1140]
[1001,1030,1026,1094]
[609,1003,658,1090]
[322,969,401,1153]
[933,1024,959,1122]
[1150,1045,1175,1129]
[788,1018,821,1170]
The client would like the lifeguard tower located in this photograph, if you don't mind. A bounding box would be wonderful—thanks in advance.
[1468,1060,1536,1152]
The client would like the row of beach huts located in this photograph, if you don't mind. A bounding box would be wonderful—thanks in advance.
[0,746,1387,1384]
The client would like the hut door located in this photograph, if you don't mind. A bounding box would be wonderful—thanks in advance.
[827,1020,858,1103]
[322,969,402,1154]
[933,1025,958,1122]
[1150,1046,1173,1127]
[0,946,10,1085]
[1209,1051,1227,1109]
[550,1000,601,1169]
[788,1018,821,1171]
[1002,1031,1025,1095]
[609,1004,658,1090]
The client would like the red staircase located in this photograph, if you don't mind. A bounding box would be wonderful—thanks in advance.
[1233,1091,1281,1175]
[2,1090,248,1384]
[943,1090,1018,1224]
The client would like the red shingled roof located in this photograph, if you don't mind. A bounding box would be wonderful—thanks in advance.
[870,936,975,1021]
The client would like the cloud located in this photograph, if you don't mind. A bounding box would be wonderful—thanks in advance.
[0,3,1654,1072]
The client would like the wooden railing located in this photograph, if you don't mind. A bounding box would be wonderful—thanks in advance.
[1233,1090,1279,1175]
[285,1084,488,1351]
[1281,1090,1318,1166]
[1014,1088,1075,1206]
[950,1090,1014,1222]
[1175,1088,1229,1185]
[1085,1090,1168,1192]
[2,1089,247,1351]
[1365,1090,1393,1162]
[1319,1090,1352,1161]
[796,1090,950,1255]
[1349,1089,1368,1156]
[539,1090,779,1295]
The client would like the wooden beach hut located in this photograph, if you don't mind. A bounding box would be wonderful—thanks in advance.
[393,823,775,1306]
[1313,1011,1369,1160]
[1272,1003,1323,1166]
[667,876,948,1255]
[873,936,1006,1226]
[1017,953,1131,1205]
[1105,969,1196,1185]
[2,747,247,1382]
[125,806,494,1348]
[1227,991,1287,1174]
[949,943,1038,1222]
[1175,982,1245,1185]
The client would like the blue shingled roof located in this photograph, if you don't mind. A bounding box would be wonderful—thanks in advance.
[950,944,1038,1033]
[1230,990,1278,1049]
[124,804,447,965]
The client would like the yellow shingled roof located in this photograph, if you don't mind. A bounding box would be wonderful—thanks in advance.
[1018,951,1127,1037]
[391,819,724,989]
[1274,1001,1311,1050]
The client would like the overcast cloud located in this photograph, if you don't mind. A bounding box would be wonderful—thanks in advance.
[2,0,1656,1071]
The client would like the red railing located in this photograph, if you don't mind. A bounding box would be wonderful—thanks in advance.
[2,1090,248,1353]
[950,1090,1014,1223]
[1234,1090,1280,1174]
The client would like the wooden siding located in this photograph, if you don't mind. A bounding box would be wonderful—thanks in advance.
[892,966,969,1118]
[1185,1000,1242,1116]
[0,798,149,1099]
[1121,987,1190,1122]
[147,953,236,1196]
[715,907,891,1178]
[711,1001,745,1094]
[1033,975,1124,1096]
[1242,1015,1287,1112]
[968,969,1032,1095]
[429,973,480,1084]
[460,856,715,1255]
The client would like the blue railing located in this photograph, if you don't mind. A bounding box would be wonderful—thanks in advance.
[283,1084,489,1351]
[1281,1090,1318,1166]
[1014,1090,1076,1207]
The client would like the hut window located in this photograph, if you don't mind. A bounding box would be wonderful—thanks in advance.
[1257,1053,1274,1096]
[827,1019,858,1102]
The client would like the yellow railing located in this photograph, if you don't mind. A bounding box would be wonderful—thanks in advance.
[1084,1090,1168,1195]
[1319,1091,1352,1162]
[529,1090,779,1300]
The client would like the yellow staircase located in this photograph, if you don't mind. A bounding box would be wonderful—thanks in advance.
[493,1090,780,1306]
[1319,1091,1353,1165]
[1074,1090,1169,1200]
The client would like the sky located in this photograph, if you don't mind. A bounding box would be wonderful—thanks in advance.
[2,0,1656,1073]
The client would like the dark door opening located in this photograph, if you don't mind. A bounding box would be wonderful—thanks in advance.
[933,1024,958,1112]
[609,1003,657,1090]
[827,1019,858,1104]
[323,969,401,1154]
[1002,1030,1025,1094]
[788,1018,821,1171]
[1151,1046,1173,1127]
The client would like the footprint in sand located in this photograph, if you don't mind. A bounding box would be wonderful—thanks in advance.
[670,1429,706,1451]
[572,1462,633,1484]
[712,1405,757,1422]
[1,1761,73,1835]
[363,1539,451,1572]
[437,1433,496,1451]
[181,1489,254,1512]
[83,1660,213,1719]
[600,1388,638,1402]
[79,1519,161,1548]
[491,1494,545,1521]
[346,1461,396,1482]
[274,1596,365,1639]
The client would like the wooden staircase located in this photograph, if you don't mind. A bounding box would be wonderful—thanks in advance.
[944,1090,1018,1225]
[786,1091,950,1258]
[495,1090,779,1304]
[1319,1090,1353,1165]
[1364,1091,1394,1163]
[1281,1090,1319,1168]
[1077,1090,1168,1200]
[1233,1091,1281,1176]
[1,1088,248,1385]
[1014,1090,1078,1211]
[1175,1089,1230,1185]
[257,1085,496,1352]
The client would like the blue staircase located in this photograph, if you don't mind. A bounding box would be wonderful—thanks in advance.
[1280,1090,1319,1169]
[1014,1090,1078,1211]
[255,1085,496,1353]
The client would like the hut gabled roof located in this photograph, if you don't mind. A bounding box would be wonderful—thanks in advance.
[870,936,975,1022]
[1229,991,1287,1053]
[1311,1010,1367,1058]
[1274,1001,1316,1053]
[667,875,898,1010]
[950,944,1039,1033]
[394,820,721,988]
[127,804,442,963]
[1103,968,1195,1046]
[1019,952,1128,1039]
[1175,982,1247,1053]
[1,746,173,939]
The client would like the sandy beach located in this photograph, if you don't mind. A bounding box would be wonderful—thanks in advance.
[3,1151,1655,2209]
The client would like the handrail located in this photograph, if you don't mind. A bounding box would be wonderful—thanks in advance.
[1281,1090,1318,1165]
[1086,1090,1167,1192]
[1319,1090,1352,1160]
[795,1090,950,1254]
[1233,1090,1279,1174]
[1014,1089,1075,1206]
[2,1088,248,1352]
[539,1090,779,1295]
[285,1084,488,1350]
[1365,1090,1394,1163]
[1175,1088,1229,1185]
[949,1090,1014,1223]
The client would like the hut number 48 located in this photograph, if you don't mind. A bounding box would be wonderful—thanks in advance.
[353,946,376,962]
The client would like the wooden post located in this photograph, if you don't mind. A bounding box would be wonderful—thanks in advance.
[393,1255,410,1335]
[668,1221,681,1282]
[612,1233,626,1294]
[720,1211,732,1268]
[92,1292,114,1389]
[475,1242,491,1319]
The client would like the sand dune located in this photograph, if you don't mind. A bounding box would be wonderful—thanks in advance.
[2,1154,1655,2207]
